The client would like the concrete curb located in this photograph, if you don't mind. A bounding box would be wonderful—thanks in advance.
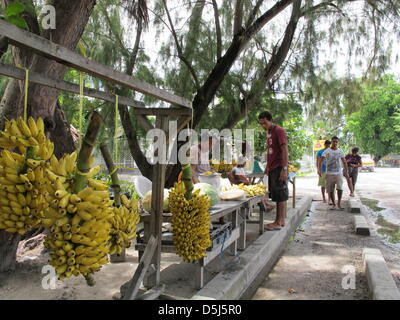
[191,196,313,300]
[363,248,400,300]
[354,215,370,236]
[348,198,362,213]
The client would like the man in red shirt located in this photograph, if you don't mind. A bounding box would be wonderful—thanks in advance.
[258,111,289,231]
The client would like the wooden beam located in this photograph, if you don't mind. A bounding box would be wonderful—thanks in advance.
[133,107,192,116]
[0,63,144,108]
[136,284,165,300]
[0,63,192,117]
[136,115,154,132]
[123,235,158,300]
[0,20,192,108]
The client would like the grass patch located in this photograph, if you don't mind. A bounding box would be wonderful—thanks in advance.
[376,215,400,244]
[360,197,385,212]
[295,170,313,177]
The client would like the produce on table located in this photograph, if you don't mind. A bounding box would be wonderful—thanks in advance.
[219,189,246,200]
[210,159,236,174]
[0,117,53,234]
[142,189,170,212]
[169,164,211,262]
[193,183,219,207]
[222,183,267,197]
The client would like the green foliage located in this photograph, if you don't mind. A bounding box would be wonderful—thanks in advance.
[344,75,400,160]
[236,96,310,161]
[0,1,28,29]
[283,112,313,162]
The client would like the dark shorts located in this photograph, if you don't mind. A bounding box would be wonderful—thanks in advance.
[343,168,358,185]
[268,167,289,203]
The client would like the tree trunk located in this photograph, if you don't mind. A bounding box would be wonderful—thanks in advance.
[0,0,96,273]
[0,231,21,272]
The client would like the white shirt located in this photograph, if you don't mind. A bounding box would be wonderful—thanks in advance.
[189,145,211,174]
[322,148,345,174]
[232,167,246,176]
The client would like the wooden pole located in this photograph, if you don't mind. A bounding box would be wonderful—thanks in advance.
[147,115,168,288]
[99,142,121,207]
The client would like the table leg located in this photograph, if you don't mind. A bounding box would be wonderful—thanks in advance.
[259,204,265,235]
[238,207,246,250]
[293,177,296,208]
[195,263,204,289]
[142,220,151,288]
[229,210,238,255]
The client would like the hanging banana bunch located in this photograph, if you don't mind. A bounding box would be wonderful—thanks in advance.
[109,194,140,255]
[0,117,53,234]
[169,164,211,262]
[43,112,113,283]
[99,143,140,256]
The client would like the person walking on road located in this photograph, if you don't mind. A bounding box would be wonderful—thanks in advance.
[345,147,363,195]
[318,136,350,210]
[258,111,289,231]
[316,140,334,204]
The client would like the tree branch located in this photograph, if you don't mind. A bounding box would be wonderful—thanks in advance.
[245,0,265,28]
[162,0,200,90]
[220,0,302,130]
[233,0,244,36]
[192,0,294,128]
[212,0,222,59]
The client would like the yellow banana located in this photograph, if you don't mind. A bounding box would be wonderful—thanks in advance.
[36,117,45,134]
[27,117,39,137]
[17,117,32,137]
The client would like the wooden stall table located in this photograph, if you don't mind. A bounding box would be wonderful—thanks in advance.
[246,173,264,184]
[243,195,267,237]
[136,199,249,289]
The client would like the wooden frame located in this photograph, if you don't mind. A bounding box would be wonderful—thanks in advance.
[0,20,191,108]
[0,20,193,299]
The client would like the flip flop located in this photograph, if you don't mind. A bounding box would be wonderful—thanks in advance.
[329,207,336,211]
[338,207,345,211]
[264,223,281,231]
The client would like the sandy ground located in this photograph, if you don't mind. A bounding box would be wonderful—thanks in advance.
[252,169,400,300]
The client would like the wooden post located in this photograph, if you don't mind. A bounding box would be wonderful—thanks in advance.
[123,235,158,300]
[293,176,296,208]
[147,115,168,288]
[238,206,247,250]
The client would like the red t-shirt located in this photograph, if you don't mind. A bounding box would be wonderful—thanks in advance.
[266,125,288,171]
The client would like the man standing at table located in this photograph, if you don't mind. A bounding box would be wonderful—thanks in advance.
[258,111,289,231]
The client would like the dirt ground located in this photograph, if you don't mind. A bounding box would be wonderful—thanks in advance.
[1,171,399,300]
[252,172,400,300]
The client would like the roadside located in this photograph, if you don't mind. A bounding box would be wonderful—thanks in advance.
[251,172,400,300]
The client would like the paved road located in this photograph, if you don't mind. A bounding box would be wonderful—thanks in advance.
[294,167,400,249]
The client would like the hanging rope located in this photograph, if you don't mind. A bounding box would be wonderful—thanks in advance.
[114,94,119,164]
[23,68,29,121]
[79,72,85,134]
[16,65,30,121]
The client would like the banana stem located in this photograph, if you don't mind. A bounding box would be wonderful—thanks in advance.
[99,142,121,207]
[19,146,35,174]
[182,164,193,200]
[84,274,95,287]
[73,111,103,194]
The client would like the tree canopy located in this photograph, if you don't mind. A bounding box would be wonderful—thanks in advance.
[344,74,400,161]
